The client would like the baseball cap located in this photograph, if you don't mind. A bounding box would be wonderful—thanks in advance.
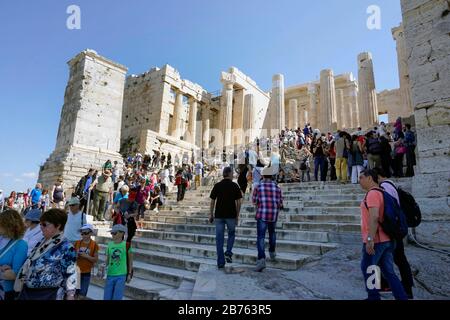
[67,197,80,206]
[25,209,42,222]
[111,224,127,234]
[80,224,94,232]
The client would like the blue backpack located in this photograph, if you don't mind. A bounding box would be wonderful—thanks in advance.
[364,188,408,239]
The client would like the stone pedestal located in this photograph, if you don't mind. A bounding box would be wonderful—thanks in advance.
[38,49,127,191]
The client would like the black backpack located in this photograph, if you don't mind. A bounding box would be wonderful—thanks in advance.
[367,138,382,155]
[300,158,307,170]
[381,181,422,228]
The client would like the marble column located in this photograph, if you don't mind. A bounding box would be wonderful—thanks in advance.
[243,94,254,145]
[170,90,184,138]
[272,74,285,132]
[307,84,317,128]
[320,69,337,132]
[392,24,413,117]
[188,98,198,146]
[221,82,234,147]
[202,105,210,150]
[348,83,359,128]
[357,52,379,129]
[288,99,298,130]
[336,89,345,129]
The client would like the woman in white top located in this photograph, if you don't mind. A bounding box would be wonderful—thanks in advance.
[22,209,44,256]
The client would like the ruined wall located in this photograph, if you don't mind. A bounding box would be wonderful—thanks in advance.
[121,64,209,155]
[121,67,165,153]
[401,0,450,218]
[39,49,127,190]
[377,89,403,123]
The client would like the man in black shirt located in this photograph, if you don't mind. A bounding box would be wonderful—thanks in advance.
[209,167,242,269]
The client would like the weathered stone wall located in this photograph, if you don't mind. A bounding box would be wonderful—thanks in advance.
[377,89,404,123]
[401,0,450,219]
[39,49,127,192]
[121,67,165,151]
[121,64,209,154]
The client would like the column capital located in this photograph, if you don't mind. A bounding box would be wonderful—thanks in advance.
[220,71,236,87]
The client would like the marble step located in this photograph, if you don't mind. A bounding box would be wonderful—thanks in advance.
[96,237,315,271]
[98,229,336,255]
[138,221,329,242]
[95,254,197,287]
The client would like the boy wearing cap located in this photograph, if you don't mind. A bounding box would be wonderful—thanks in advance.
[23,209,44,256]
[103,224,133,300]
[74,224,99,298]
[64,197,87,243]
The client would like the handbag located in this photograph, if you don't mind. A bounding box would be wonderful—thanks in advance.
[396,145,407,155]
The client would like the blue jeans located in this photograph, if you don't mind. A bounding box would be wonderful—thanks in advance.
[77,273,91,297]
[256,219,276,260]
[347,154,353,179]
[314,156,326,181]
[360,241,408,300]
[103,275,127,300]
[215,218,236,266]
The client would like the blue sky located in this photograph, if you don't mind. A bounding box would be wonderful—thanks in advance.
[0,0,402,195]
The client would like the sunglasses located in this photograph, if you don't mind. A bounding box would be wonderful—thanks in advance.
[81,231,91,235]
[110,232,118,235]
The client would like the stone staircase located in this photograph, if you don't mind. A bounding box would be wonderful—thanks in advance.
[87,180,378,300]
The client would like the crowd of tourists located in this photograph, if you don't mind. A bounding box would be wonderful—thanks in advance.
[0,116,418,300]
[209,163,417,300]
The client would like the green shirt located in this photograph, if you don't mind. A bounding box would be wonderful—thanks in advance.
[106,241,132,276]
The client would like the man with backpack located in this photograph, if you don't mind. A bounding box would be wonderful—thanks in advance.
[358,169,408,300]
[373,168,415,299]
[366,131,382,169]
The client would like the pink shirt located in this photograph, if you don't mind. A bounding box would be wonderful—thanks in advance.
[360,188,391,244]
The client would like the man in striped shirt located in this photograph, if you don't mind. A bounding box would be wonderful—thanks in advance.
[252,166,283,272]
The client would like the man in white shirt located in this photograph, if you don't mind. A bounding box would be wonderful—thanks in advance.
[194,161,203,189]
[23,209,44,255]
[248,148,258,168]
[64,197,87,243]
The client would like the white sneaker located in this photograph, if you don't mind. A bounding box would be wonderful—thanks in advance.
[153,208,159,212]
